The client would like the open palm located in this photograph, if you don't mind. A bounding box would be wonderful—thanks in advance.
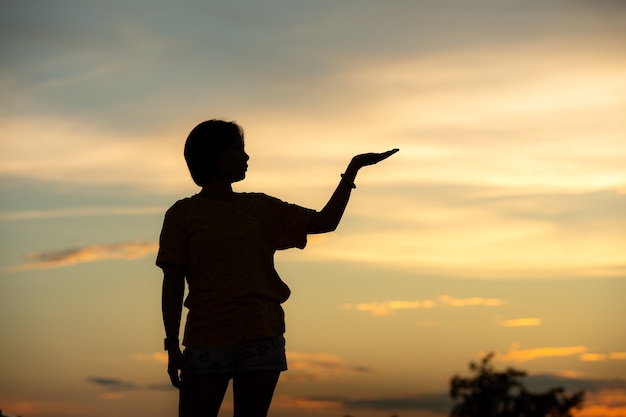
[351,148,399,169]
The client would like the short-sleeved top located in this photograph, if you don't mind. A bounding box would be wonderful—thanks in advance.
[156,192,315,347]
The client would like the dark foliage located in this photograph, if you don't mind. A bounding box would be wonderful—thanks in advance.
[449,353,584,417]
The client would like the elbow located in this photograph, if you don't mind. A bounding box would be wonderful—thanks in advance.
[307,213,340,234]
[325,220,340,233]
[321,218,341,233]
[317,225,337,234]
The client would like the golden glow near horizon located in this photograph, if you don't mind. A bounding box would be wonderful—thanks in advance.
[1,2,626,417]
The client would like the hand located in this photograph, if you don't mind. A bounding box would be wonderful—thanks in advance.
[167,347,184,389]
[350,148,399,171]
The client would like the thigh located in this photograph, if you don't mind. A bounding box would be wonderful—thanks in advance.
[232,371,281,417]
[179,373,230,417]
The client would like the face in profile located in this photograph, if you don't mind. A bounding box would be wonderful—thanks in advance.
[215,137,249,183]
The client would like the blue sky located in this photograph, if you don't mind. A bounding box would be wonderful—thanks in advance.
[1,1,625,416]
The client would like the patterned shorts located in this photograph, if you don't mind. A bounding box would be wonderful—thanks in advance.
[182,336,287,376]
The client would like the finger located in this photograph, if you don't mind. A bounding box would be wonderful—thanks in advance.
[373,149,399,162]
[170,377,181,389]
[168,369,182,389]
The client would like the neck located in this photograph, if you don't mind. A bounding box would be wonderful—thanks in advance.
[200,178,235,201]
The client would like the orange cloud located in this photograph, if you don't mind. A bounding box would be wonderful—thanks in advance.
[9,242,158,271]
[272,395,342,410]
[343,299,436,316]
[439,294,504,307]
[344,295,504,316]
[574,389,626,417]
[581,353,609,362]
[132,352,168,364]
[0,395,91,417]
[499,344,587,363]
[554,370,584,379]
[500,318,542,327]
[579,352,626,362]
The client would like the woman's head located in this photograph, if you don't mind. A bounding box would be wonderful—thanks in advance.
[184,119,245,186]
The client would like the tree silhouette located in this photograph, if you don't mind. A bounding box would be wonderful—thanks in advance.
[449,353,584,417]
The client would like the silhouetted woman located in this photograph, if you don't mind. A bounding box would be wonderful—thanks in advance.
[157,119,397,417]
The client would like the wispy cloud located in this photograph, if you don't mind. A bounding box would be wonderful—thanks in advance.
[284,352,373,382]
[290,185,626,281]
[272,395,343,411]
[86,376,173,398]
[498,344,587,363]
[439,294,503,307]
[499,346,626,364]
[3,9,625,195]
[580,352,626,362]
[132,352,168,364]
[9,242,158,271]
[0,394,90,417]
[85,377,138,392]
[273,393,451,414]
[344,299,436,317]
[580,353,610,362]
[499,318,542,327]
[0,206,165,222]
[344,294,504,316]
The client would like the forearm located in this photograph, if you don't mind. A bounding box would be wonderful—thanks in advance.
[308,163,359,234]
[307,148,398,234]
[161,266,185,388]
[161,268,185,340]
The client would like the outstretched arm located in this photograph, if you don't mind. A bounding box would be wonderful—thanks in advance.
[307,149,398,234]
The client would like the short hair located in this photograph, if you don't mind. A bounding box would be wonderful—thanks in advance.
[184,119,244,186]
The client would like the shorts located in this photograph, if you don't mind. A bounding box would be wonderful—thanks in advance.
[182,336,287,376]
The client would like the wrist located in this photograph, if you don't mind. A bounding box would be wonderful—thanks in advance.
[340,173,356,189]
[343,162,359,181]
[345,161,359,177]
[164,337,179,351]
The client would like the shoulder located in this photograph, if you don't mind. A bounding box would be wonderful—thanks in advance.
[238,192,286,208]
[239,193,314,217]
[164,195,199,216]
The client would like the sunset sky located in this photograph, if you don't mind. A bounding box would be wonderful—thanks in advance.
[1,1,625,417]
